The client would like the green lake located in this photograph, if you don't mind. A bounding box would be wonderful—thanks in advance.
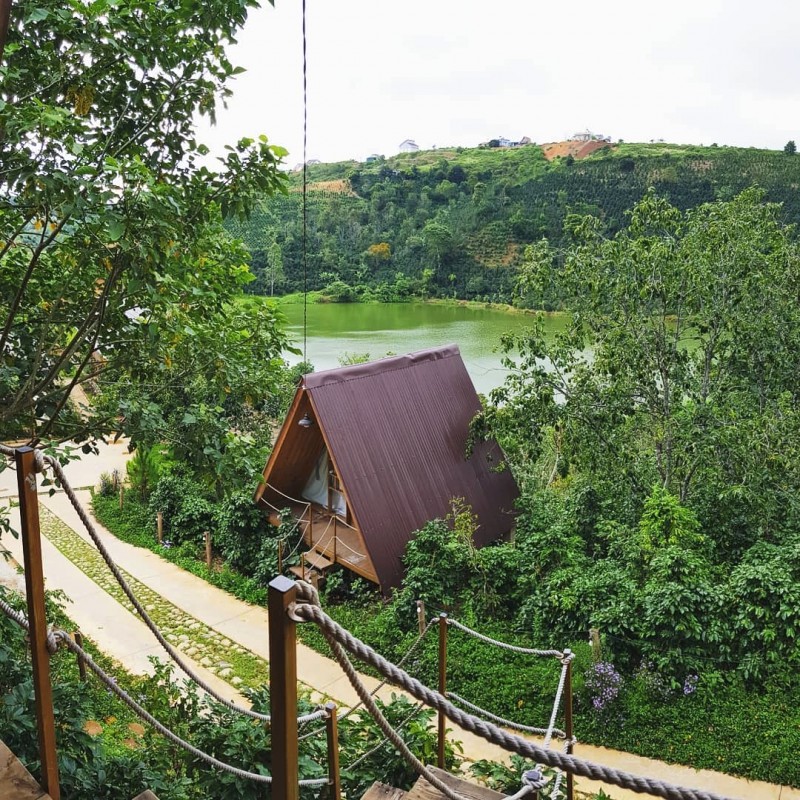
[281,302,568,395]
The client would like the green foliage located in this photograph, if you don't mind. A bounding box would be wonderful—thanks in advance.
[0,0,287,445]
[94,491,268,605]
[785,140,796,155]
[230,142,800,308]
[96,469,122,498]
[126,445,162,501]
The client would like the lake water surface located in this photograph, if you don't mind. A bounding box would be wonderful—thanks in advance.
[281,302,568,395]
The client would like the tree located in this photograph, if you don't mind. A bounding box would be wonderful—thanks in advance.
[99,301,295,496]
[491,189,800,548]
[0,0,287,447]
[785,140,797,155]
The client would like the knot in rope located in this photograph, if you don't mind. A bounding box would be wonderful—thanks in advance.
[522,769,548,790]
[288,580,320,622]
[33,448,46,473]
[559,648,575,666]
[46,627,63,655]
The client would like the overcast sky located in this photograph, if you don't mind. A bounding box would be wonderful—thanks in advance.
[197,0,800,165]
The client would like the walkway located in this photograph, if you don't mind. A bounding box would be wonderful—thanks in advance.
[1,488,796,800]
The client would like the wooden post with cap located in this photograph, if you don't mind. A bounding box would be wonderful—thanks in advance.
[16,446,61,800]
[437,612,448,769]
[268,576,299,800]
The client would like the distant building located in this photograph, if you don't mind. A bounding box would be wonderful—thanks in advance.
[570,129,610,143]
[398,139,419,153]
[365,153,383,163]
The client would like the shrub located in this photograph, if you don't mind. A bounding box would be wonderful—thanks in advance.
[96,469,122,498]
[214,490,271,573]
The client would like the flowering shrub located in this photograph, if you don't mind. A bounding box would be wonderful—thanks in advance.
[585,661,623,712]
[683,674,699,695]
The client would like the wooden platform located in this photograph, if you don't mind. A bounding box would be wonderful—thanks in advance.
[0,741,51,800]
[361,782,408,800]
[405,767,506,800]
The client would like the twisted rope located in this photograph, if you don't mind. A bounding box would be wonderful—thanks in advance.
[56,631,328,786]
[299,616,435,741]
[447,692,564,738]
[342,701,427,775]
[447,617,566,658]
[290,582,470,800]
[0,598,330,787]
[1,445,324,725]
[507,769,548,800]
[290,584,739,800]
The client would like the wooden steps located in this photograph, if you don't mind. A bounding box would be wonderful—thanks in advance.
[406,768,506,800]
[361,782,408,800]
[0,740,51,800]
[289,548,334,583]
[361,768,506,800]
[303,550,334,571]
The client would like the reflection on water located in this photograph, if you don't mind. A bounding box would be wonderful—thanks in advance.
[281,302,568,395]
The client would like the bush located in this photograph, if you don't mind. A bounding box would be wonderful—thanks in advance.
[147,471,213,546]
[214,490,271,573]
[96,469,122,498]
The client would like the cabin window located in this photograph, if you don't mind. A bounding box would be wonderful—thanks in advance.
[302,448,347,517]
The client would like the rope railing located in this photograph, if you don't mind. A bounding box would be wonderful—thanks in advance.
[289,582,740,800]
[342,700,427,775]
[447,616,567,659]
[263,482,311,510]
[0,444,326,726]
[299,616,436,741]
[445,613,574,798]
[1,446,743,800]
[447,692,565,739]
[0,596,330,787]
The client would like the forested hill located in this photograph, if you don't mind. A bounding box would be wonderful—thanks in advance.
[226,142,800,306]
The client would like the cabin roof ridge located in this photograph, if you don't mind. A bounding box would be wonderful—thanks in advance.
[304,344,460,390]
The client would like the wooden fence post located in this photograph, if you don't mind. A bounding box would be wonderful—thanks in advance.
[416,600,426,636]
[589,628,601,662]
[268,576,299,800]
[277,539,284,574]
[204,531,212,570]
[16,447,61,800]
[73,631,86,682]
[156,511,163,545]
[119,482,124,510]
[564,649,574,800]
[437,612,448,769]
[325,702,342,800]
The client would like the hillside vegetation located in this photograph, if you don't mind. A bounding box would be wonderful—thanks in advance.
[227,141,800,304]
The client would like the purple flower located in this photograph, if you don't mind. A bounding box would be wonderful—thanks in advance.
[683,674,698,695]
[586,661,622,712]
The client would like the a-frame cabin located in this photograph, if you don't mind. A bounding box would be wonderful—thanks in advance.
[254,345,519,592]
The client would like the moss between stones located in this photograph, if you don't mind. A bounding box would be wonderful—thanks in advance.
[40,507,269,692]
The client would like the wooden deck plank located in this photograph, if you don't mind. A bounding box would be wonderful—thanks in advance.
[361,781,407,800]
[303,550,334,571]
[0,741,51,800]
[406,767,506,800]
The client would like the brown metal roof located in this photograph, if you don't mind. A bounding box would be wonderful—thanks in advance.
[303,345,519,590]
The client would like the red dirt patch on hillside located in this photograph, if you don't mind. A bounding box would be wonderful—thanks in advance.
[541,140,613,161]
